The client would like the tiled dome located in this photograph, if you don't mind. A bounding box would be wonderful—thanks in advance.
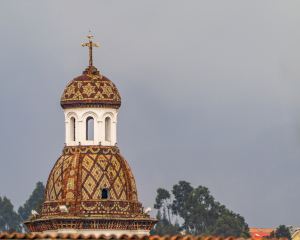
[25,146,156,233]
[61,66,121,109]
[42,146,141,217]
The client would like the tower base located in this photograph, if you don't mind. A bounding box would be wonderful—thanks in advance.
[37,229,150,237]
[25,217,157,236]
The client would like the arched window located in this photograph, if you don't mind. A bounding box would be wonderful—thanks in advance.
[101,188,109,199]
[70,117,76,141]
[105,117,111,142]
[86,116,94,141]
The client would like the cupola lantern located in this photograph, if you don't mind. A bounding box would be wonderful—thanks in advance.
[61,33,121,147]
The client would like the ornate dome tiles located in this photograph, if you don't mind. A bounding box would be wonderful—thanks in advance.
[42,146,139,217]
[61,66,121,109]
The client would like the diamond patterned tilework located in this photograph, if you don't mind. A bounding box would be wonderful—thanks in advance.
[42,146,140,218]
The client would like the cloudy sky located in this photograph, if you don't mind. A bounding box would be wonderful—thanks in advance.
[1,0,300,228]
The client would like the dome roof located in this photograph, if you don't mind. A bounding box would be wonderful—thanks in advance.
[61,66,121,109]
[41,146,142,218]
[25,146,156,232]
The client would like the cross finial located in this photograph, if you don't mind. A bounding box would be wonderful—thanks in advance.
[81,31,100,67]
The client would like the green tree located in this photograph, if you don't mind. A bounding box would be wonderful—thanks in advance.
[178,185,221,234]
[171,181,193,220]
[154,188,172,222]
[18,182,45,221]
[152,181,250,237]
[270,225,291,240]
[152,188,181,235]
[154,188,171,209]
[151,208,181,235]
[0,196,21,232]
[211,209,249,237]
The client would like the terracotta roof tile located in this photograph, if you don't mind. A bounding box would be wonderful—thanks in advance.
[0,233,287,240]
[249,228,274,239]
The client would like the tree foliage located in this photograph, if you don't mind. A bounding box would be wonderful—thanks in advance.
[270,225,291,240]
[154,188,171,210]
[150,208,181,235]
[211,209,249,238]
[0,196,21,232]
[18,182,45,221]
[178,185,221,234]
[0,182,45,233]
[172,181,193,219]
[151,181,249,237]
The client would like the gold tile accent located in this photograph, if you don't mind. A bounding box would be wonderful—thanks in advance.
[82,83,96,97]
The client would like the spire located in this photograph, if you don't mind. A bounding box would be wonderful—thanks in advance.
[81,31,100,74]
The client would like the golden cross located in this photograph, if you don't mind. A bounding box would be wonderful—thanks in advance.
[81,31,100,67]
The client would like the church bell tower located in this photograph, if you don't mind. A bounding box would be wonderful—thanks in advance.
[62,34,119,147]
[24,33,156,236]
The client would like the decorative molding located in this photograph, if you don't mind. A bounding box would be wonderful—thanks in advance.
[25,218,156,233]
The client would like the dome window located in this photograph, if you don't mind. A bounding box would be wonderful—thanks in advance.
[105,117,111,142]
[70,117,76,141]
[86,117,94,141]
[101,188,109,199]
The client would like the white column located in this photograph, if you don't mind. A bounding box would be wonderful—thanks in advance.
[77,120,84,145]
[65,120,69,145]
[112,120,117,145]
[98,120,103,145]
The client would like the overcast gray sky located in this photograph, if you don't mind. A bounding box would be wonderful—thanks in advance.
[1,0,300,228]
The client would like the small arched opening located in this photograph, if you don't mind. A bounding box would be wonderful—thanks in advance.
[70,117,76,141]
[105,117,111,142]
[86,116,94,141]
[101,188,109,199]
